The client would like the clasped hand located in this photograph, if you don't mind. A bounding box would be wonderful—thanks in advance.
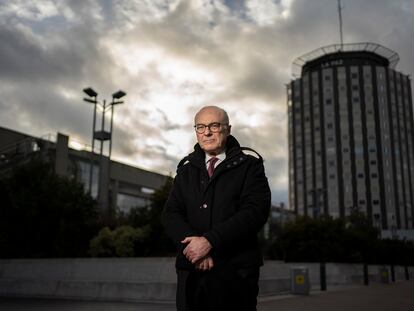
[181,236,214,271]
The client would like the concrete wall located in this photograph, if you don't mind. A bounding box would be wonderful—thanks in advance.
[0,258,413,302]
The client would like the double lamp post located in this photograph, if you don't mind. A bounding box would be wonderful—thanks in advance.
[83,87,126,211]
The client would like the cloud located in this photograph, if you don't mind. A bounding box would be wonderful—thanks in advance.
[1,0,414,206]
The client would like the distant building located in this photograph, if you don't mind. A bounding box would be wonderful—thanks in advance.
[263,202,295,240]
[0,126,168,214]
[288,43,414,230]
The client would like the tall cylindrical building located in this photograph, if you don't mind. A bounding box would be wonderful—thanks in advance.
[288,42,413,230]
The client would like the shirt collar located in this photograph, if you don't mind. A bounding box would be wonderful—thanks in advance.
[205,149,226,164]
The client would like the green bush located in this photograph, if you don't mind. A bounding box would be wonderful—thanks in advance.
[269,212,414,265]
[89,225,150,257]
[110,177,176,256]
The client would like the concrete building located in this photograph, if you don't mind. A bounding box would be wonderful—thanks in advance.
[288,42,414,230]
[263,202,296,240]
[0,126,168,214]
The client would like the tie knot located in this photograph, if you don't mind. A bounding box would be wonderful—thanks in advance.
[209,157,219,165]
[207,157,219,177]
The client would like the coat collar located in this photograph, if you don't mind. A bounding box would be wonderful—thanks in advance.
[187,135,242,169]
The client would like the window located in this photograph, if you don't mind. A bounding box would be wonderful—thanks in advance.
[117,193,149,213]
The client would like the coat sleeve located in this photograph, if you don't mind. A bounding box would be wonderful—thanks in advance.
[162,170,197,248]
[203,158,271,252]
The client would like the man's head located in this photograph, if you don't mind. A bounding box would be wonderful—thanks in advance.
[194,106,231,156]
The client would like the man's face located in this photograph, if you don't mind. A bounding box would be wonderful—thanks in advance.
[195,108,230,156]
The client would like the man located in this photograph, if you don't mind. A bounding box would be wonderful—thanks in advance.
[163,106,271,311]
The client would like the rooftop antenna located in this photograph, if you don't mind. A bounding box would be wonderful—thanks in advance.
[338,0,344,50]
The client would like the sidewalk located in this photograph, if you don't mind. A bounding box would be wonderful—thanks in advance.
[259,281,414,311]
[0,281,413,311]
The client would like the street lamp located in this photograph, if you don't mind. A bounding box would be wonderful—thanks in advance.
[83,87,126,212]
[109,90,126,158]
[83,87,98,98]
[83,87,98,194]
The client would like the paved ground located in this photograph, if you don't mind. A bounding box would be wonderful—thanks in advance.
[0,281,413,311]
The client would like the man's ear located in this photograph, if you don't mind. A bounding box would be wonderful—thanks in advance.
[227,125,232,135]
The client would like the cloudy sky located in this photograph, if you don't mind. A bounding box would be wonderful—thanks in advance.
[1,0,414,205]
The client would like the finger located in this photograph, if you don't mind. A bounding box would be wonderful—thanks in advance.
[181,237,194,244]
[182,246,188,256]
[201,260,207,271]
[191,253,203,264]
[195,259,204,270]
[207,258,214,270]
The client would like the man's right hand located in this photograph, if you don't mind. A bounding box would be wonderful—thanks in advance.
[195,256,214,271]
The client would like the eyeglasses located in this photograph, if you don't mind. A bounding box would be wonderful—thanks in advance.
[194,122,228,134]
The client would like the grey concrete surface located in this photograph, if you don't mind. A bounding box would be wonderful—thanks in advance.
[0,281,413,311]
[3,258,413,302]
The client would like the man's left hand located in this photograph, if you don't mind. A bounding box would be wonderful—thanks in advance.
[181,236,212,263]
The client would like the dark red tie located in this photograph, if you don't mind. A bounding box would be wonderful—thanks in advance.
[208,157,219,177]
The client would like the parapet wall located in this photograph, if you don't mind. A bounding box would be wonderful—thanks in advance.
[0,258,412,302]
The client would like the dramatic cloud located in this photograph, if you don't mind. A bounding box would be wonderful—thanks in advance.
[1,0,413,206]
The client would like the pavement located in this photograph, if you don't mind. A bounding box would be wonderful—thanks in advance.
[0,281,413,311]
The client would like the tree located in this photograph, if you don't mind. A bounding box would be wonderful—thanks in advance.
[0,158,98,258]
[89,176,175,256]
[268,211,414,265]
[89,225,150,257]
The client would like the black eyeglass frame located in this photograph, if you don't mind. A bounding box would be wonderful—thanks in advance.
[194,122,229,134]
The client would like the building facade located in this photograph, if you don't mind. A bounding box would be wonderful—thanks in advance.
[0,126,168,214]
[288,43,414,230]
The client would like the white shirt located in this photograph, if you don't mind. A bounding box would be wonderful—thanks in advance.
[205,150,226,170]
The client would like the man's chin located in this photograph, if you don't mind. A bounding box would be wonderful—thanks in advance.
[203,147,222,155]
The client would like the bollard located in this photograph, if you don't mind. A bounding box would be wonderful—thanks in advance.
[405,266,409,281]
[320,262,327,291]
[390,265,395,282]
[363,263,369,286]
[291,267,310,295]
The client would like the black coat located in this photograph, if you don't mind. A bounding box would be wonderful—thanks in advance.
[163,135,271,270]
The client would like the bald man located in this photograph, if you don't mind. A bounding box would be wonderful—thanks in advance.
[163,106,271,311]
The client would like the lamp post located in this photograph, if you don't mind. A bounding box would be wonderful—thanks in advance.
[109,90,126,158]
[374,213,382,239]
[309,188,325,219]
[83,87,126,213]
[83,87,98,194]
[308,187,327,291]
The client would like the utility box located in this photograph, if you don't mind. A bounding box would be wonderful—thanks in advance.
[379,266,390,284]
[291,267,310,295]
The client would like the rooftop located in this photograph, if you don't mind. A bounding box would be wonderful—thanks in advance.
[292,42,399,77]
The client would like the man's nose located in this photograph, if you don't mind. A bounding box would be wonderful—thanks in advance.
[204,127,212,135]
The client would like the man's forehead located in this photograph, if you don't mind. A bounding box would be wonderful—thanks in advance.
[195,109,224,121]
